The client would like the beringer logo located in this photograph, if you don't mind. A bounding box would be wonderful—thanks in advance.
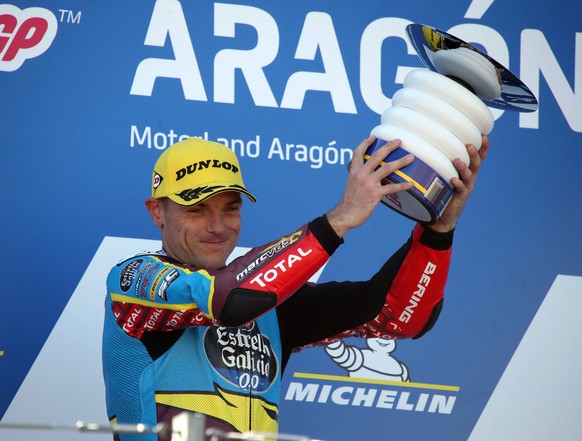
[0,5,58,72]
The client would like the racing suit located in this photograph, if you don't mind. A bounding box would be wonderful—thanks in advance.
[102,215,452,440]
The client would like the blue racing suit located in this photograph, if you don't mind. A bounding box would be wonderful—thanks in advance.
[102,215,452,440]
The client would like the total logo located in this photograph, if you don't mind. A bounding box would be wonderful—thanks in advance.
[0,5,57,72]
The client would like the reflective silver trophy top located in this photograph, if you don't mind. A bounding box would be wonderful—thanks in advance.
[406,24,539,113]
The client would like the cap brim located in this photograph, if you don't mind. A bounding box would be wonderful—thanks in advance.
[165,184,257,206]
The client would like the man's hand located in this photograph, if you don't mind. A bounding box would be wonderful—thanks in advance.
[429,134,490,233]
[326,136,415,238]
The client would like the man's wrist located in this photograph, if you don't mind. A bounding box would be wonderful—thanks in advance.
[325,206,352,238]
[425,222,456,234]
[310,215,345,255]
[418,223,454,250]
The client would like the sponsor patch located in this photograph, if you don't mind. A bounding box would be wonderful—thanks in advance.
[119,259,143,293]
[157,269,179,301]
[204,323,278,392]
[152,172,163,189]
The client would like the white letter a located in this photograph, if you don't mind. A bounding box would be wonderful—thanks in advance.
[130,0,207,101]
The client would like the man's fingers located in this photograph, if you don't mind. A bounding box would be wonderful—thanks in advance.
[363,138,402,171]
[479,134,490,161]
[351,135,376,168]
[373,152,415,182]
[381,180,415,196]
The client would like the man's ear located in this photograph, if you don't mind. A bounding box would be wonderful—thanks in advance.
[145,197,164,227]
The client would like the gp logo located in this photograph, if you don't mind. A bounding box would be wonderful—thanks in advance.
[0,4,57,72]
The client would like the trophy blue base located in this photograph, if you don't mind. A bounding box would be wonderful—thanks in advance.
[365,138,454,224]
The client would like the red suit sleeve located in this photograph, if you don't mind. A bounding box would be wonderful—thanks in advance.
[209,218,337,326]
[298,223,452,348]
[364,223,451,338]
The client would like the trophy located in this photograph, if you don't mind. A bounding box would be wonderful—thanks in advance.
[367,24,539,224]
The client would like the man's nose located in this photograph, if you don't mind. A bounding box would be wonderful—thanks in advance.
[207,212,226,233]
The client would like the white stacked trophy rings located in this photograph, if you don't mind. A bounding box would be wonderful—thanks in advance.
[367,24,539,224]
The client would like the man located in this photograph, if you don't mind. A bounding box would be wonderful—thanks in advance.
[102,134,488,440]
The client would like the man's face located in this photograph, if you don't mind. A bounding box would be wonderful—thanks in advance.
[156,192,243,268]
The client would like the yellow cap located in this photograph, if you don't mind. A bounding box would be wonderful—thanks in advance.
[151,138,257,205]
